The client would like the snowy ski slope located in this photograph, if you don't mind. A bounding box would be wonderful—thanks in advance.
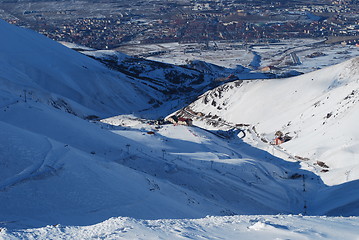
[1,18,359,239]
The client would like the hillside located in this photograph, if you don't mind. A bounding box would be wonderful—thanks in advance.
[70,46,271,116]
[0,19,309,227]
[180,56,359,216]
[1,19,359,239]
[0,20,159,118]
[1,19,232,119]
[1,97,319,228]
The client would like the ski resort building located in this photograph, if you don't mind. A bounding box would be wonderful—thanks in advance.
[178,117,193,126]
[274,137,284,145]
[166,115,193,126]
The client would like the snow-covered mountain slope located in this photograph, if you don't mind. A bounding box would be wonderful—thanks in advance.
[1,103,217,227]
[0,19,162,118]
[80,50,216,115]
[182,56,359,216]
[1,18,359,238]
[75,48,272,116]
[183,59,273,80]
[0,99,316,228]
[0,19,313,230]
[82,50,210,93]
[0,102,225,227]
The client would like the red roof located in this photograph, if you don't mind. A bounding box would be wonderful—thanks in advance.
[178,117,188,122]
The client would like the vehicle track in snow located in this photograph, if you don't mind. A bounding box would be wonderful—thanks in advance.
[0,140,67,191]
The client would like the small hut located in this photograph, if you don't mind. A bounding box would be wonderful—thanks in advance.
[274,137,284,145]
[177,117,193,126]
[166,115,178,125]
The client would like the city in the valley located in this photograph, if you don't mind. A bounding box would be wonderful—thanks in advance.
[1,0,358,50]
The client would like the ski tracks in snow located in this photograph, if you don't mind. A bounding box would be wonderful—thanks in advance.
[0,140,68,191]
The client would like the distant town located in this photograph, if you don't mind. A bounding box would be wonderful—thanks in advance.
[1,0,358,49]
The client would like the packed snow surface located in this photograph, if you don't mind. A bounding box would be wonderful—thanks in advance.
[2,215,359,240]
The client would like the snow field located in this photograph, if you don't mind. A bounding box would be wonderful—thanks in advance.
[2,215,359,240]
